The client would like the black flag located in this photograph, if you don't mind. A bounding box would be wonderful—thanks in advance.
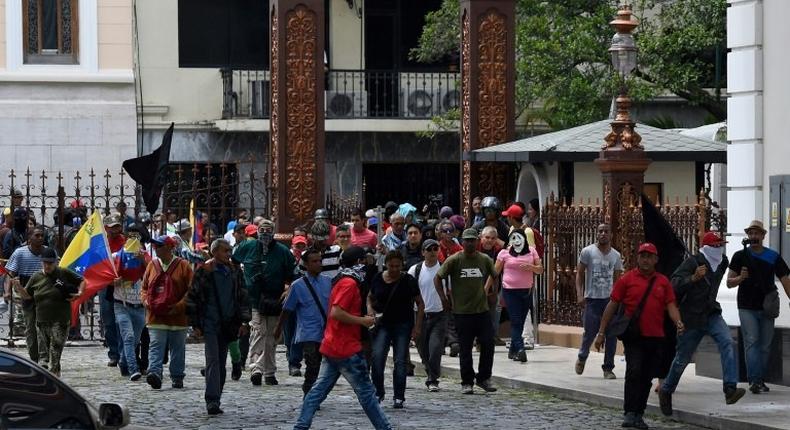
[122,123,173,214]
[640,193,688,277]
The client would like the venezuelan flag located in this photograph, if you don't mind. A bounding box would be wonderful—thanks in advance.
[62,211,119,325]
[115,238,148,282]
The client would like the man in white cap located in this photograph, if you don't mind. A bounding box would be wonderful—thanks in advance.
[174,219,208,264]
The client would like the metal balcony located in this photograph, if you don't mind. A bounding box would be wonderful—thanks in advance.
[221,68,460,120]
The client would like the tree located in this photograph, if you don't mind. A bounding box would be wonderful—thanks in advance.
[411,0,726,130]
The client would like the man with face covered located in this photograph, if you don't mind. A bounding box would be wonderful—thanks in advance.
[3,208,29,259]
[657,231,745,416]
[233,218,296,386]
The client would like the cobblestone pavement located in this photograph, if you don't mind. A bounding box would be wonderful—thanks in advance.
[50,343,704,430]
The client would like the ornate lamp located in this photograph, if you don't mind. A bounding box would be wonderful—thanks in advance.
[603,5,642,151]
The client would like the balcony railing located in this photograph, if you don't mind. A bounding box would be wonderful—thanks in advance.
[220,68,460,120]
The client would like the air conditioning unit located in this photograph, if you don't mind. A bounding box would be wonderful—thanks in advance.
[400,72,435,118]
[437,83,461,115]
[249,80,271,118]
[325,91,368,118]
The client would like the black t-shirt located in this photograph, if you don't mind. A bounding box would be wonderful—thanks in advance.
[369,272,420,326]
[729,247,790,310]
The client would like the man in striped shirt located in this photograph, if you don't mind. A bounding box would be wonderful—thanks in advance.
[5,226,49,361]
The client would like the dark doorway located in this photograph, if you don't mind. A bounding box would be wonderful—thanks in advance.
[363,163,460,215]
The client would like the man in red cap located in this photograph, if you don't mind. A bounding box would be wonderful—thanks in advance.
[656,232,745,416]
[595,242,684,429]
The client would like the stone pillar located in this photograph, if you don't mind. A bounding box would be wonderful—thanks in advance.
[460,0,516,222]
[269,0,325,236]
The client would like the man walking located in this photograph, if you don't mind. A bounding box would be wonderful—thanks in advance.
[399,224,423,270]
[434,228,499,394]
[575,224,623,379]
[727,220,790,394]
[276,249,331,396]
[408,239,446,391]
[186,239,250,415]
[294,246,392,430]
[382,213,407,251]
[658,232,745,416]
[102,214,126,367]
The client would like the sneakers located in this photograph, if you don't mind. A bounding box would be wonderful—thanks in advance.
[524,342,535,351]
[508,351,516,360]
[107,358,119,367]
[289,365,302,377]
[250,371,263,386]
[516,349,527,363]
[621,411,636,428]
[427,383,440,392]
[603,370,616,380]
[172,379,184,389]
[575,358,586,375]
[461,384,474,394]
[633,413,648,429]
[231,362,243,381]
[658,389,673,416]
[264,376,279,386]
[449,343,460,357]
[146,372,162,390]
[129,372,142,382]
[393,399,404,409]
[206,403,224,415]
[725,387,746,405]
[760,382,770,392]
[749,383,762,394]
[475,379,497,393]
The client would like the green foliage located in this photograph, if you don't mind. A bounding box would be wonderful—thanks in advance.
[411,0,727,131]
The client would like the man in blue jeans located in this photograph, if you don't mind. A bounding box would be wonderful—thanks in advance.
[727,220,790,395]
[575,224,623,379]
[294,246,392,430]
[659,231,746,416]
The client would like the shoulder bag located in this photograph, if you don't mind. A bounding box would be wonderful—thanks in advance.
[606,276,657,341]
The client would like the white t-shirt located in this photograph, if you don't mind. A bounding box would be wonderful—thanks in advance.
[408,261,443,313]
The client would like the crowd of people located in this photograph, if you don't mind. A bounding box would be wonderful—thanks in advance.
[4,189,787,430]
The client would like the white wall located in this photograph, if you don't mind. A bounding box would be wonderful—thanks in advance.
[573,161,697,203]
[329,0,363,70]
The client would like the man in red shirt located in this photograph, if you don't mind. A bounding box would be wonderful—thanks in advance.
[294,246,392,430]
[595,243,684,430]
[437,221,462,263]
[350,208,378,250]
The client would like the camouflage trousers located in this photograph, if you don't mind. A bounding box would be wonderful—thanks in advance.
[36,320,69,376]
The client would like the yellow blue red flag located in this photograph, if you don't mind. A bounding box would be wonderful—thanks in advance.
[61,211,118,325]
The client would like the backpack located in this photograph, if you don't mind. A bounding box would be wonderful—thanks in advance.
[148,258,182,316]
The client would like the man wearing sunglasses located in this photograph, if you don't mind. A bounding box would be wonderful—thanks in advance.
[657,231,746,416]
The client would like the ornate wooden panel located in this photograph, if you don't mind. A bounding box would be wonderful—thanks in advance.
[461,9,472,221]
[270,7,280,221]
[477,11,507,148]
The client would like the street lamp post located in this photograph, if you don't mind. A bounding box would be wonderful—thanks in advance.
[595,4,651,269]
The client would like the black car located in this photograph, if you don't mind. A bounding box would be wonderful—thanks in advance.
[0,348,138,429]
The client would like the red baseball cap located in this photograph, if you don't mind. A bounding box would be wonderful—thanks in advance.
[501,204,525,218]
[244,224,258,237]
[702,231,727,246]
[292,235,308,246]
[637,242,658,255]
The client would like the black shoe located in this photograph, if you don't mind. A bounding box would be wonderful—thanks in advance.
[449,343,460,358]
[658,389,673,416]
[621,412,636,428]
[200,368,206,377]
[289,365,302,377]
[508,351,516,360]
[146,373,162,390]
[107,358,119,367]
[406,362,415,377]
[264,376,279,386]
[475,379,497,392]
[725,387,746,405]
[516,349,527,363]
[206,403,224,415]
[749,383,762,394]
[251,372,262,386]
[393,399,404,409]
[633,414,649,430]
[231,362,242,381]
[172,379,184,389]
[760,382,770,392]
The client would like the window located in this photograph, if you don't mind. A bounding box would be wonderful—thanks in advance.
[22,0,79,65]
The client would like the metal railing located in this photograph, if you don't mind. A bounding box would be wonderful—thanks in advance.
[221,68,460,119]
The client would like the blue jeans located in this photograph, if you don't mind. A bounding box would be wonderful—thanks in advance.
[578,298,616,371]
[371,322,412,401]
[114,303,146,375]
[738,309,775,384]
[295,353,392,430]
[283,312,303,369]
[662,313,737,393]
[148,328,187,382]
[502,288,533,353]
[100,293,120,361]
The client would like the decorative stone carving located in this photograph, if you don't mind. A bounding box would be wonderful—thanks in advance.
[477,11,507,148]
[270,8,280,221]
[461,10,472,221]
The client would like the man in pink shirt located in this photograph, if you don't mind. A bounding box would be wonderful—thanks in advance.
[350,208,378,250]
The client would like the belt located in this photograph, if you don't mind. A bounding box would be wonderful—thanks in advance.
[425,311,445,318]
[114,299,144,309]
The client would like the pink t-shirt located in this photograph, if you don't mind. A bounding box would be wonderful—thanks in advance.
[496,248,539,289]
[350,227,378,249]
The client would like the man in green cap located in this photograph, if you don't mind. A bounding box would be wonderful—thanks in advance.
[433,228,499,394]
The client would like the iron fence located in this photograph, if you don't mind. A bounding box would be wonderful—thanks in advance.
[221,68,461,120]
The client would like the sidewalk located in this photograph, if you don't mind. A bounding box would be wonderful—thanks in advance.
[410,345,790,430]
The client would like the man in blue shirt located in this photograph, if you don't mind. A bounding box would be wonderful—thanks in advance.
[275,249,331,395]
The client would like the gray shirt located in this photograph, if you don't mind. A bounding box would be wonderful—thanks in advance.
[579,244,623,299]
